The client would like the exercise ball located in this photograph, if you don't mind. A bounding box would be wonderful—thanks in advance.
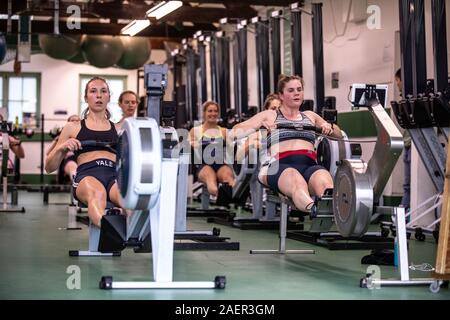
[117,37,151,70]
[38,34,82,60]
[67,50,86,64]
[0,34,6,63]
[82,35,124,68]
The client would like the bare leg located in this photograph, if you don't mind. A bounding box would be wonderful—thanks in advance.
[108,182,131,216]
[64,161,78,182]
[108,182,122,208]
[76,177,107,227]
[198,165,219,196]
[308,170,333,197]
[217,165,236,187]
[276,168,314,212]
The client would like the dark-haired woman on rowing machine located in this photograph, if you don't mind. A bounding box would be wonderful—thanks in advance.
[45,77,120,227]
[230,75,342,214]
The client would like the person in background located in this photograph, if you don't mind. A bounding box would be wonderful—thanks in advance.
[46,115,80,183]
[263,93,282,111]
[115,90,139,131]
[0,114,25,174]
[189,101,236,197]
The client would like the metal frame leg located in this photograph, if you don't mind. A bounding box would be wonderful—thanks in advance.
[69,223,120,257]
[361,207,435,288]
[0,177,25,213]
[201,186,210,210]
[100,159,225,290]
[250,201,314,255]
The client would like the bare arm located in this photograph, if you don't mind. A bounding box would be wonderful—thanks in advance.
[46,138,58,156]
[229,110,275,140]
[329,123,343,139]
[234,132,260,162]
[189,127,200,150]
[304,111,342,139]
[45,123,81,173]
[9,136,25,159]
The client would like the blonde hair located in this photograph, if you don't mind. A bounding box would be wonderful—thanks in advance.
[264,93,281,110]
[67,114,80,122]
[202,101,220,114]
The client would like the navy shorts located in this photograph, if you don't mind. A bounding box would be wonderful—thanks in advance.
[266,153,326,194]
[72,158,117,203]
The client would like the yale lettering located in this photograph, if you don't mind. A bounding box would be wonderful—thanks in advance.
[96,160,114,167]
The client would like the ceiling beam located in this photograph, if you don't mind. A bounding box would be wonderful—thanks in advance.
[1,2,257,24]
[183,0,298,6]
[158,6,257,24]
[2,1,154,20]
[0,20,218,39]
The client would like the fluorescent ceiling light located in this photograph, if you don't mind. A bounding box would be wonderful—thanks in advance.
[32,16,53,21]
[0,14,19,19]
[271,10,283,18]
[121,19,150,36]
[197,3,225,9]
[146,1,183,20]
[118,19,133,24]
[251,16,260,24]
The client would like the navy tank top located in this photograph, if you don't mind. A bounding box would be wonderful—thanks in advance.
[73,119,118,160]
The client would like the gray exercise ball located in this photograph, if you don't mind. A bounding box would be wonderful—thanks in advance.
[117,37,151,70]
[67,49,86,64]
[82,35,124,68]
[38,34,82,60]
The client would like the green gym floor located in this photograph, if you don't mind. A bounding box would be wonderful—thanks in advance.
[0,191,449,300]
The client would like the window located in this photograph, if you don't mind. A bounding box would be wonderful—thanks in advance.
[0,73,40,126]
[79,75,127,123]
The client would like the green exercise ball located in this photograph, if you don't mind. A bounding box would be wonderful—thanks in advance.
[117,37,151,70]
[82,35,124,68]
[38,34,82,60]
[67,35,86,64]
[67,49,86,64]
